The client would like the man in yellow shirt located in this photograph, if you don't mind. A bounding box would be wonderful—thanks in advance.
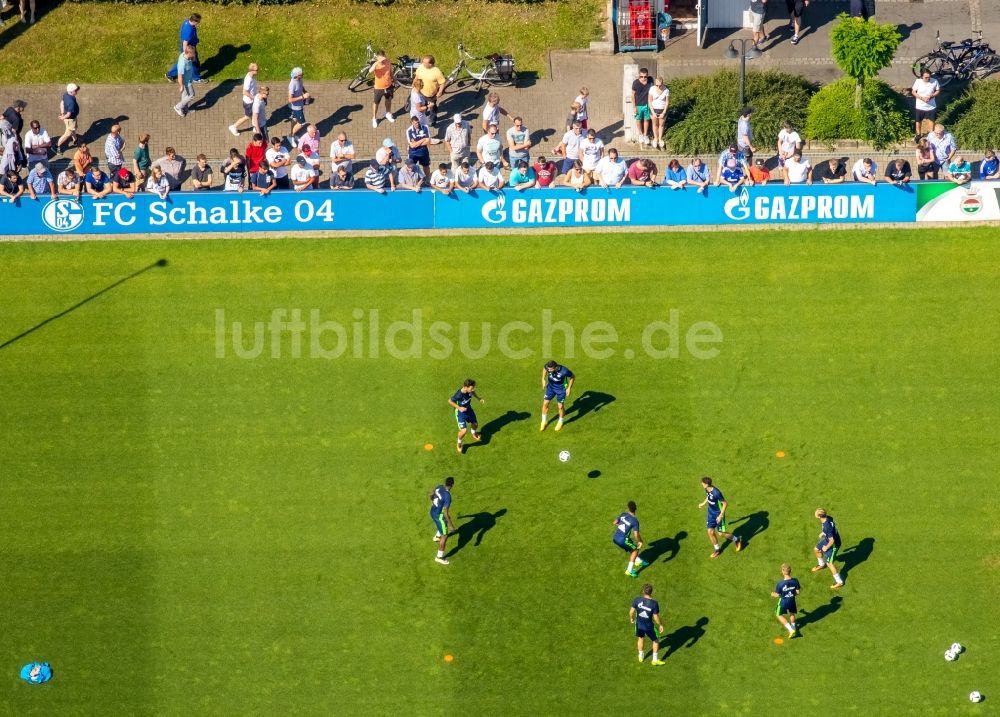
[415,55,446,125]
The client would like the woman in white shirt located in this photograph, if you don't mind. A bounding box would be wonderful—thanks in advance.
[648,77,670,150]
[562,160,591,192]
[146,165,170,199]
[409,79,428,127]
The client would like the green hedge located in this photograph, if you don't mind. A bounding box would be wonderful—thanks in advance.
[664,70,816,155]
[804,77,909,149]
[940,79,1000,149]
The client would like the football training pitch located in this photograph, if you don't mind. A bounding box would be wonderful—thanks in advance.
[2,229,998,715]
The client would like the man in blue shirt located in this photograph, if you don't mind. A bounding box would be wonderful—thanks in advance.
[771,563,801,637]
[165,14,202,82]
[812,508,844,588]
[718,157,746,192]
[613,501,647,577]
[430,477,456,565]
[20,662,52,684]
[448,379,485,454]
[699,476,743,558]
[540,360,575,432]
[629,584,666,665]
[980,149,1000,180]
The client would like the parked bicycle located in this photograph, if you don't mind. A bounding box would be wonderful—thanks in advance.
[912,30,1000,87]
[392,53,422,89]
[348,42,380,92]
[443,43,517,92]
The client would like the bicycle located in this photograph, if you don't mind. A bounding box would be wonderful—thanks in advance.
[442,43,517,93]
[392,54,422,89]
[347,42,379,92]
[348,43,420,91]
[912,30,1000,87]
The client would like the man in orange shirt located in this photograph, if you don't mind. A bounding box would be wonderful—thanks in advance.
[371,50,396,129]
[748,158,770,185]
[414,55,446,125]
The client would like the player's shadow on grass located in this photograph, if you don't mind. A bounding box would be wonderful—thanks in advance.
[660,616,709,658]
[0,259,168,351]
[639,530,687,564]
[467,410,531,448]
[563,390,616,425]
[445,509,507,558]
[730,511,769,546]
[798,596,843,631]
[839,537,875,580]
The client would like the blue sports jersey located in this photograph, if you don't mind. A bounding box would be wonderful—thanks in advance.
[775,578,801,600]
[632,596,660,631]
[451,388,473,408]
[546,364,574,387]
[705,486,725,515]
[430,485,451,517]
[614,512,639,541]
[821,516,841,548]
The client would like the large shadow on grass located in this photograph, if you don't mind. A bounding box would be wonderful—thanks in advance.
[198,43,252,79]
[639,530,687,564]
[0,259,168,351]
[660,616,709,658]
[466,410,530,449]
[563,390,615,425]
[730,510,769,547]
[798,596,843,631]
[445,508,507,558]
[839,537,875,581]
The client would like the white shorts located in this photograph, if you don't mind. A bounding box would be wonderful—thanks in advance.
[749,9,764,32]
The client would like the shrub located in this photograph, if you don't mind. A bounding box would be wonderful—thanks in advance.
[804,77,909,149]
[664,70,815,155]
[940,79,1000,149]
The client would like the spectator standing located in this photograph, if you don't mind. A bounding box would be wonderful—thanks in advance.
[113,167,137,199]
[533,155,558,188]
[56,83,81,153]
[947,155,971,185]
[397,159,425,192]
[72,142,93,180]
[565,101,582,132]
[330,164,354,190]
[414,56,446,124]
[174,46,197,118]
[508,160,536,191]
[444,114,471,170]
[364,158,395,193]
[980,150,1000,180]
[663,158,688,189]
[23,120,51,168]
[911,68,939,141]
[481,92,510,134]
[57,167,80,198]
[719,157,746,191]
[329,132,355,176]
[18,0,35,24]
[749,158,770,184]
[852,157,878,185]
[915,137,937,180]
[631,68,652,145]
[229,63,259,137]
[783,149,811,184]
[686,157,711,194]
[476,124,503,168]
[376,138,401,170]
[287,67,312,139]
[776,121,802,168]
[885,158,911,185]
[648,78,669,150]
[133,133,152,188]
[716,144,748,184]
[26,162,56,201]
[563,160,591,191]
[409,79,429,127]
[297,124,321,159]
[299,145,320,187]
[191,154,214,190]
[454,160,477,192]
[627,158,657,187]
[85,165,112,199]
[165,14,202,82]
[786,0,808,44]
[927,123,956,168]
[250,160,277,195]
[407,116,432,174]
[154,147,185,190]
[749,0,767,48]
[506,116,532,168]
[477,161,504,190]
[815,157,846,184]
[3,100,26,142]
[104,124,125,177]
[146,165,170,199]
[1,169,24,204]
[371,50,396,128]
[252,88,269,141]
[579,129,604,179]
[737,107,756,165]
[222,149,246,192]
[596,148,628,188]
[574,87,590,129]
[291,155,315,191]
[267,136,291,189]
[245,133,267,173]
[556,121,584,174]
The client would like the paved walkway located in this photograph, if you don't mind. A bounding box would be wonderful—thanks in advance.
[1,0,994,187]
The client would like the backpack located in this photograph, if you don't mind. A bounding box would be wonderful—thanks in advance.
[495,55,515,81]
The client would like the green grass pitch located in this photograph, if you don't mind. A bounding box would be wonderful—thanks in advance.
[1,229,998,715]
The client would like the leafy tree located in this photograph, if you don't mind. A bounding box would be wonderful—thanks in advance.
[830,13,901,109]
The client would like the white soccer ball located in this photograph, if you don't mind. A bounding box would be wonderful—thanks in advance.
[558,450,571,462]
[951,642,964,654]
[970,691,983,703]
[945,649,958,662]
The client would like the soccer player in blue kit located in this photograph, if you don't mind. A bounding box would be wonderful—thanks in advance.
[629,584,666,666]
[613,501,647,577]
[812,508,844,589]
[540,360,574,431]
[430,477,456,565]
[698,476,743,558]
[771,563,801,637]
[448,379,485,454]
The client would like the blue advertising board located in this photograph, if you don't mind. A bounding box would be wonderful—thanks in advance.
[0,183,916,236]
[0,190,433,236]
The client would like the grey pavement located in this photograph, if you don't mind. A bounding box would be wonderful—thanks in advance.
[1,0,995,188]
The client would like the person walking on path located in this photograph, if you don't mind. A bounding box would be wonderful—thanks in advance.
[165,13,203,82]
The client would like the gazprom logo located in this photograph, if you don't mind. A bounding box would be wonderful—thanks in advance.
[723,187,751,221]
[41,199,85,232]
[481,193,507,224]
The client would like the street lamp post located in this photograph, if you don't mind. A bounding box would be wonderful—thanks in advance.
[724,39,762,107]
